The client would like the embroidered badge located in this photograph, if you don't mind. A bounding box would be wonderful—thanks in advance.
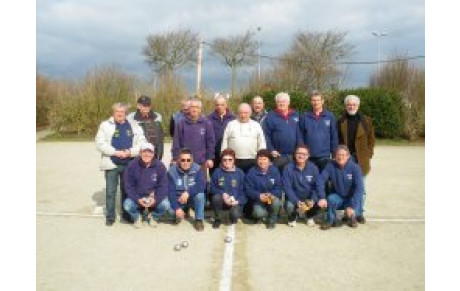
[306,175,313,182]
[270,178,275,185]
[218,177,225,187]
[347,174,353,180]
[324,120,330,127]
[231,179,237,188]
[200,128,205,135]
[151,173,157,182]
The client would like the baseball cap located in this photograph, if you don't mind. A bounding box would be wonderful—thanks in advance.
[140,143,155,152]
[137,95,151,106]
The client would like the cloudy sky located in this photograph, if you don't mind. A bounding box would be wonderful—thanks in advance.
[36,0,425,92]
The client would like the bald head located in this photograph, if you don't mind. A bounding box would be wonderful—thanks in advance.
[238,103,252,123]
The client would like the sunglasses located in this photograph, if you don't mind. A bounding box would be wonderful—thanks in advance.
[180,159,191,162]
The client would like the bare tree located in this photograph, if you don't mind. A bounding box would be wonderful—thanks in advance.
[143,29,199,78]
[211,31,258,98]
[275,30,353,92]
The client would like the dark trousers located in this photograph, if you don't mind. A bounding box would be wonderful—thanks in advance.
[235,159,255,173]
[211,195,243,221]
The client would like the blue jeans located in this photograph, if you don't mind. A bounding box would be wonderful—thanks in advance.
[351,154,367,215]
[123,198,173,222]
[105,165,128,222]
[253,197,282,223]
[326,193,363,224]
[176,192,205,220]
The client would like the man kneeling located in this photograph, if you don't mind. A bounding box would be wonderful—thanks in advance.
[168,148,207,232]
[123,143,173,228]
[320,145,364,230]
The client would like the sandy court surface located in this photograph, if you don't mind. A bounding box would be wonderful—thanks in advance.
[37,142,424,290]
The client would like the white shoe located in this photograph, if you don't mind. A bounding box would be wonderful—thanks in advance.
[306,218,315,227]
[287,220,297,227]
[133,216,142,228]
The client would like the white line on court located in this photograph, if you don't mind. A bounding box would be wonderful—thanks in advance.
[36,211,426,223]
[219,224,235,291]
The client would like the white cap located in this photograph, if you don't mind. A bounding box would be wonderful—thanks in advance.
[140,143,155,152]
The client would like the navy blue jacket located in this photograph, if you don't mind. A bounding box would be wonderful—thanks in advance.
[208,110,236,158]
[262,110,302,156]
[300,110,338,158]
[321,160,364,210]
[111,121,134,165]
[282,162,324,204]
[244,164,282,201]
[168,163,206,210]
[172,116,216,165]
[123,157,168,204]
[210,167,246,205]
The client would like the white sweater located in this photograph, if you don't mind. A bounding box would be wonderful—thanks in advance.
[221,119,266,159]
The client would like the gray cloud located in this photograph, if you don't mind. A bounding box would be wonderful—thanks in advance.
[37,0,424,90]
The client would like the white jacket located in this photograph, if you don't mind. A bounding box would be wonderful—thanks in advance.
[221,119,266,159]
[95,117,146,171]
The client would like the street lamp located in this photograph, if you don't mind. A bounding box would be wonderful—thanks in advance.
[371,31,388,77]
[257,26,262,81]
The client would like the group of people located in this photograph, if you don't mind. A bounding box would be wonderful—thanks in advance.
[95,90,375,231]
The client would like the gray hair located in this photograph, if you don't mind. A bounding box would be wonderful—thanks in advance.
[334,145,350,157]
[238,103,252,113]
[112,102,129,112]
[252,95,264,103]
[344,95,360,105]
[311,90,323,99]
[275,92,290,102]
[189,99,202,108]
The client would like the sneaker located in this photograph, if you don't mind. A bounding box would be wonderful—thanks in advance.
[348,216,358,228]
[194,220,204,232]
[287,220,297,227]
[133,216,142,229]
[306,218,315,227]
[212,219,221,229]
[320,222,332,230]
[267,222,276,229]
[356,215,366,224]
[341,216,350,223]
[149,218,159,228]
[105,219,114,226]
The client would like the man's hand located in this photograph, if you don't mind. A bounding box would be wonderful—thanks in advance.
[345,207,355,218]
[306,199,314,209]
[146,197,156,208]
[178,191,190,204]
[206,159,214,169]
[175,208,185,219]
[317,199,327,209]
[259,193,268,203]
[271,151,280,158]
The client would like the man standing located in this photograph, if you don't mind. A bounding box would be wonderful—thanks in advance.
[299,91,338,171]
[172,99,215,171]
[250,95,268,124]
[337,95,375,224]
[128,95,164,160]
[169,98,190,137]
[123,143,173,228]
[168,148,207,231]
[263,92,302,171]
[320,145,364,230]
[221,103,266,173]
[95,103,146,226]
[207,94,235,175]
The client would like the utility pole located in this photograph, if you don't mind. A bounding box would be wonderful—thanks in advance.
[196,36,203,98]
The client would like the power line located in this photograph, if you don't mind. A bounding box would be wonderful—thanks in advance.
[200,40,424,66]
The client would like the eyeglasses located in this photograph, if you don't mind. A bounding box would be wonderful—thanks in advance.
[222,158,234,162]
[180,159,191,162]
[295,152,308,156]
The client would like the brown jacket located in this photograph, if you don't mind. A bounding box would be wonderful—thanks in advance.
[338,114,375,176]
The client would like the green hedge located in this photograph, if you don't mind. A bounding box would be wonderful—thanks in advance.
[243,88,405,138]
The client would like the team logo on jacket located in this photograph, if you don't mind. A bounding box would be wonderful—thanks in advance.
[176,179,182,186]
[324,120,330,127]
[347,174,353,180]
[306,175,313,182]
[231,179,237,188]
[293,117,299,122]
[126,129,133,137]
[151,173,157,182]
[200,128,205,135]
[218,177,225,187]
[270,178,275,185]
[188,177,196,186]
